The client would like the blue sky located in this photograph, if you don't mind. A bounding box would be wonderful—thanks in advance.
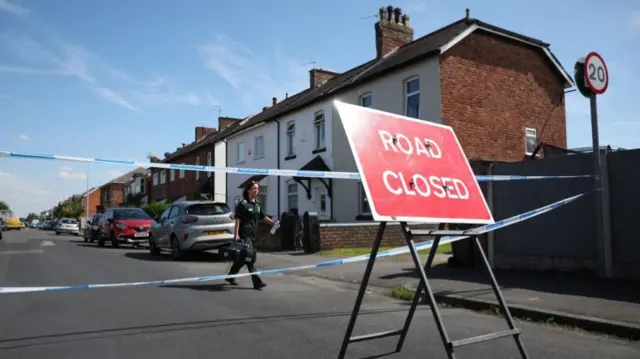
[0,0,638,217]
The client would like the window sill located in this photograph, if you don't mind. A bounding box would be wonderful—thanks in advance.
[312,147,327,154]
[237,161,246,165]
[284,155,296,161]
[254,155,265,160]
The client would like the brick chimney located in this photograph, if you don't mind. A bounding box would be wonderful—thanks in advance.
[218,117,241,130]
[195,126,217,141]
[375,6,414,59]
[309,68,339,89]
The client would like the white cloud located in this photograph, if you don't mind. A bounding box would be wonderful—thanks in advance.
[0,9,212,112]
[197,35,309,107]
[59,166,87,180]
[0,171,64,216]
[0,0,28,17]
[17,133,29,140]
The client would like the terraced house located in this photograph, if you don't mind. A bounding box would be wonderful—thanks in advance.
[148,119,239,204]
[224,6,573,222]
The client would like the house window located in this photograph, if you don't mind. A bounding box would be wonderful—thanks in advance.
[195,156,200,180]
[360,93,372,108]
[525,127,537,155]
[255,136,265,158]
[257,187,267,212]
[207,152,212,178]
[139,179,145,194]
[358,182,371,214]
[237,141,245,163]
[153,172,158,186]
[405,77,420,119]
[314,111,325,150]
[160,170,166,184]
[179,164,185,179]
[319,193,327,214]
[170,169,175,182]
[286,122,295,156]
[287,182,298,210]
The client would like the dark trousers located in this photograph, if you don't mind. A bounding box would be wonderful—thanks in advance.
[228,239,263,287]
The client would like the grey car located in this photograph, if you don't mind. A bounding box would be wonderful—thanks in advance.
[56,218,80,236]
[148,201,234,260]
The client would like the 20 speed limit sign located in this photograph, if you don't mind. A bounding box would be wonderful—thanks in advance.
[584,52,609,95]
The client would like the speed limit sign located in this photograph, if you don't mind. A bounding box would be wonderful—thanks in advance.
[584,52,609,95]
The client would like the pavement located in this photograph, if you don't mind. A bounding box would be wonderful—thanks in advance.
[256,250,640,340]
[0,229,638,359]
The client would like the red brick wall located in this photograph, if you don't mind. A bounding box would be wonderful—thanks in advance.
[86,189,101,216]
[311,222,437,250]
[439,30,567,162]
[149,144,215,202]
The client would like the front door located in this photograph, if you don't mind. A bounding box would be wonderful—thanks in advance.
[314,186,330,220]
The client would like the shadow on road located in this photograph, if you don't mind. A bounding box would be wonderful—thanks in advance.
[0,307,413,352]
[378,265,640,305]
[160,283,254,292]
[123,251,229,263]
[75,243,146,250]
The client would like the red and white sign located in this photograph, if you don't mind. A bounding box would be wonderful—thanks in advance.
[584,52,609,95]
[334,101,494,225]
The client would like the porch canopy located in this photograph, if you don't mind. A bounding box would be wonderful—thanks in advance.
[292,156,332,199]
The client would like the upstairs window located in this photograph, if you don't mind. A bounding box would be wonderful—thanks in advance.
[286,122,296,156]
[314,111,325,150]
[237,141,245,163]
[360,93,372,108]
[255,136,265,158]
[525,127,537,155]
[405,77,420,119]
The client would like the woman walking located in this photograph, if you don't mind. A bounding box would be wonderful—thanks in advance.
[226,180,279,290]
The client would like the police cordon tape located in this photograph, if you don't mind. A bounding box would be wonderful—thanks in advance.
[0,191,590,295]
[0,150,596,182]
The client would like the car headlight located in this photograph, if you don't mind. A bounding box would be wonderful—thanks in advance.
[115,223,127,230]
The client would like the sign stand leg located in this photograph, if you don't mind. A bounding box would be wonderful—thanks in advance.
[338,221,388,359]
[338,222,530,358]
[395,222,449,353]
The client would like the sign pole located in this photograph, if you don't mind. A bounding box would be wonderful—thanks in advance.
[578,51,612,278]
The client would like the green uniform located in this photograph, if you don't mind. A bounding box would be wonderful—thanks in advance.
[228,199,265,288]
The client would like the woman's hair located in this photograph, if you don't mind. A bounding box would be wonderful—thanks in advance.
[242,180,259,201]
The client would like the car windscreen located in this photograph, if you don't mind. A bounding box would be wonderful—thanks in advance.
[91,215,102,224]
[186,203,230,216]
[61,219,77,224]
[113,209,151,220]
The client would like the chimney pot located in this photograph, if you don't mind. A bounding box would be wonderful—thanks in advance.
[272,97,277,106]
[375,6,414,59]
[263,106,269,111]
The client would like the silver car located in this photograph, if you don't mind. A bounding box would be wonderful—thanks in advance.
[56,218,80,236]
[149,201,234,260]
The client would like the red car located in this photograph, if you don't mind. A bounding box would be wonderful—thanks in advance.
[98,207,154,248]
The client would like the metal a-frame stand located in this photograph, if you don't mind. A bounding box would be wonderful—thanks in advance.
[337,221,529,359]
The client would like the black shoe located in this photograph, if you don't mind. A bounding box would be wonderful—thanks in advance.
[254,283,267,290]
[225,278,238,286]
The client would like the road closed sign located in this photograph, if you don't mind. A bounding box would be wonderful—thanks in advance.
[334,101,494,225]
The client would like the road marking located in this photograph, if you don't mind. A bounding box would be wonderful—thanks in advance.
[41,241,56,247]
[0,250,45,255]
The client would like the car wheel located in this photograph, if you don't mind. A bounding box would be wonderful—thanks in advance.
[110,232,119,248]
[98,236,105,247]
[171,236,182,260]
[55,231,60,236]
[148,235,160,256]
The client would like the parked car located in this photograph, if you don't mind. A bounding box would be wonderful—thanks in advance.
[56,218,80,236]
[3,217,22,231]
[98,208,154,248]
[83,214,102,243]
[149,201,234,260]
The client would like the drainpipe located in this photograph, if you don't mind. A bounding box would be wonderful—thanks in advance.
[222,139,228,205]
[275,120,281,220]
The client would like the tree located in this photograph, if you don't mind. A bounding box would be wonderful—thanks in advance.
[26,213,39,222]
[0,200,10,212]
[142,201,170,219]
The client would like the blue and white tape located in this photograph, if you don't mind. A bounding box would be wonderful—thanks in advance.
[0,191,589,295]
[0,150,595,182]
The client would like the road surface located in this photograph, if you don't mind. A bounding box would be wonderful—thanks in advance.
[0,229,638,359]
